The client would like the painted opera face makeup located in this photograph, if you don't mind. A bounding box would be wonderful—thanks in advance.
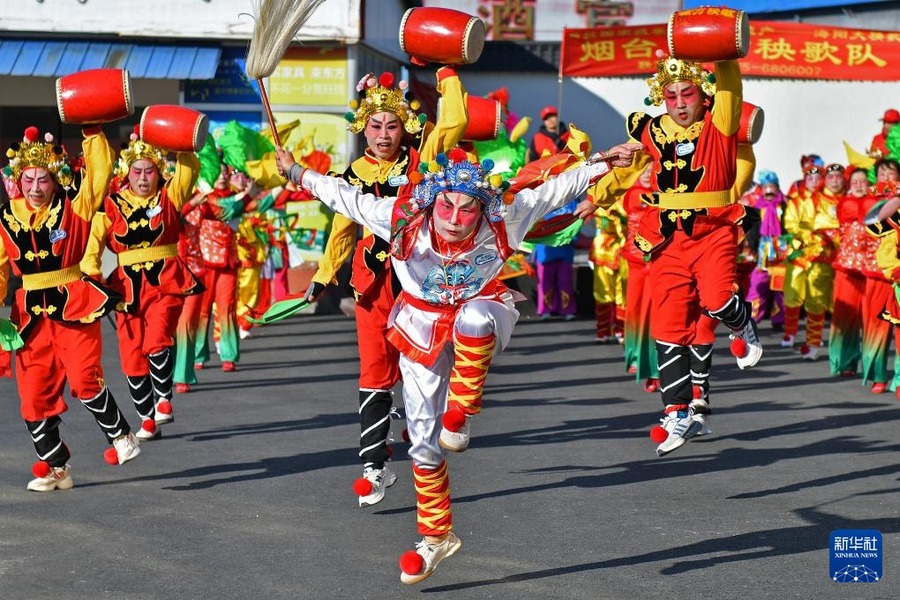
[432,191,480,243]
[128,158,160,198]
[848,171,869,198]
[663,82,705,127]
[364,111,404,161]
[20,167,56,208]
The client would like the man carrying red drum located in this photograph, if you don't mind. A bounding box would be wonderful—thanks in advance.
[587,31,762,457]
[0,125,141,491]
[81,126,203,440]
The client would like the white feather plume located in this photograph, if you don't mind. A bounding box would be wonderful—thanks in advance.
[246,0,328,79]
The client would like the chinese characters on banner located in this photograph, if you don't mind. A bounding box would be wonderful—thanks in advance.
[561,21,900,81]
[269,47,348,106]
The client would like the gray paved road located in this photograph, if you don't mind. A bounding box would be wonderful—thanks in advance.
[0,307,897,600]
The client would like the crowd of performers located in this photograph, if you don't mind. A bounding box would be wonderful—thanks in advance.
[2,45,900,585]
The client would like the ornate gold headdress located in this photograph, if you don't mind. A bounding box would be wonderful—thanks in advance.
[344,72,425,135]
[115,128,169,179]
[4,126,73,188]
[645,57,716,107]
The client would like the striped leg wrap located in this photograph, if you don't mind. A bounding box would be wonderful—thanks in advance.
[26,416,69,468]
[595,302,613,338]
[656,342,692,407]
[127,375,155,421]
[708,294,750,330]
[149,348,174,403]
[805,312,825,347]
[359,389,392,469]
[80,386,129,442]
[448,332,495,416]
[414,461,452,536]
[689,343,713,403]
[784,305,801,338]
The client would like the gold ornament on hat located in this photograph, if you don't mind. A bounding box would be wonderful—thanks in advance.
[344,72,425,135]
[4,127,73,188]
[115,132,169,180]
[645,57,716,107]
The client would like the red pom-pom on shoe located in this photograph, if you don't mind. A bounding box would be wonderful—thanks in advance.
[730,337,747,357]
[222,361,236,372]
[352,477,374,497]
[141,420,157,434]
[175,383,191,394]
[401,428,410,443]
[442,407,467,432]
[649,425,669,444]
[156,401,173,416]
[399,550,425,575]
[799,344,810,355]
[32,460,51,478]
[103,447,119,465]
[693,385,703,400]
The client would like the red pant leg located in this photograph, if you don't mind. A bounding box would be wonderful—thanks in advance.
[15,319,69,422]
[357,275,400,390]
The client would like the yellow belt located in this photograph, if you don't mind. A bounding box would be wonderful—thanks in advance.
[21,265,82,291]
[118,244,178,267]
[651,190,734,210]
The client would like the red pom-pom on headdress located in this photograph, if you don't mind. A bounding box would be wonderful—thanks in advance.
[23,126,40,143]
[447,147,468,164]
[379,72,395,88]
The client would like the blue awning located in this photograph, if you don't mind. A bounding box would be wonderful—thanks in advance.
[0,39,222,80]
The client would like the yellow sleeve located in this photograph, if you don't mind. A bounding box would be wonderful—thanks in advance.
[165,152,200,211]
[711,60,742,137]
[783,198,801,236]
[312,213,357,286]
[72,128,115,221]
[79,211,112,278]
[875,231,900,277]
[732,144,756,202]
[418,67,468,163]
[589,151,653,209]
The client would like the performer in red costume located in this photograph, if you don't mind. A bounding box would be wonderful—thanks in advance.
[82,129,202,439]
[0,125,140,491]
[588,53,762,457]
[306,68,467,507]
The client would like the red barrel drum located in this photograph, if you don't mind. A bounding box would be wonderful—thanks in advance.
[667,7,750,62]
[140,105,209,153]
[462,96,501,141]
[738,102,764,145]
[399,7,486,65]
[56,68,133,124]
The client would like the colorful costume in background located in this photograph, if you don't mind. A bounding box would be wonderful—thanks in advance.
[621,178,657,382]
[0,126,138,486]
[310,69,465,501]
[591,197,627,341]
[744,174,786,329]
[782,168,838,357]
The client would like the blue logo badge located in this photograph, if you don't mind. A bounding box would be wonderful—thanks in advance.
[49,229,67,243]
[473,251,497,266]
[830,529,882,583]
[388,174,409,187]
[675,142,695,157]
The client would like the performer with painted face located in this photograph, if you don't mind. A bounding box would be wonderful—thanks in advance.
[82,129,202,440]
[275,140,640,584]
[586,53,762,457]
[305,68,466,507]
[0,125,140,491]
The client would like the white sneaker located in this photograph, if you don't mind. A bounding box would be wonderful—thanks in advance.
[800,345,820,361]
[27,464,74,492]
[356,466,398,507]
[731,318,763,369]
[439,417,470,453]
[239,327,252,340]
[689,398,713,437]
[135,420,160,441]
[780,334,795,348]
[400,532,463,585]
[154,400,174,425]
[655,409,703,457]
[113,433,141,465]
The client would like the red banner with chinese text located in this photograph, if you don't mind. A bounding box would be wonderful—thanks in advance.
[561,21,900,81]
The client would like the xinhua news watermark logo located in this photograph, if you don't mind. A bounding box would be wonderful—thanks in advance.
[830,530,882,583]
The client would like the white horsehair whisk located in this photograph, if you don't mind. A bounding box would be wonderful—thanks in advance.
[246,0,328,147]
